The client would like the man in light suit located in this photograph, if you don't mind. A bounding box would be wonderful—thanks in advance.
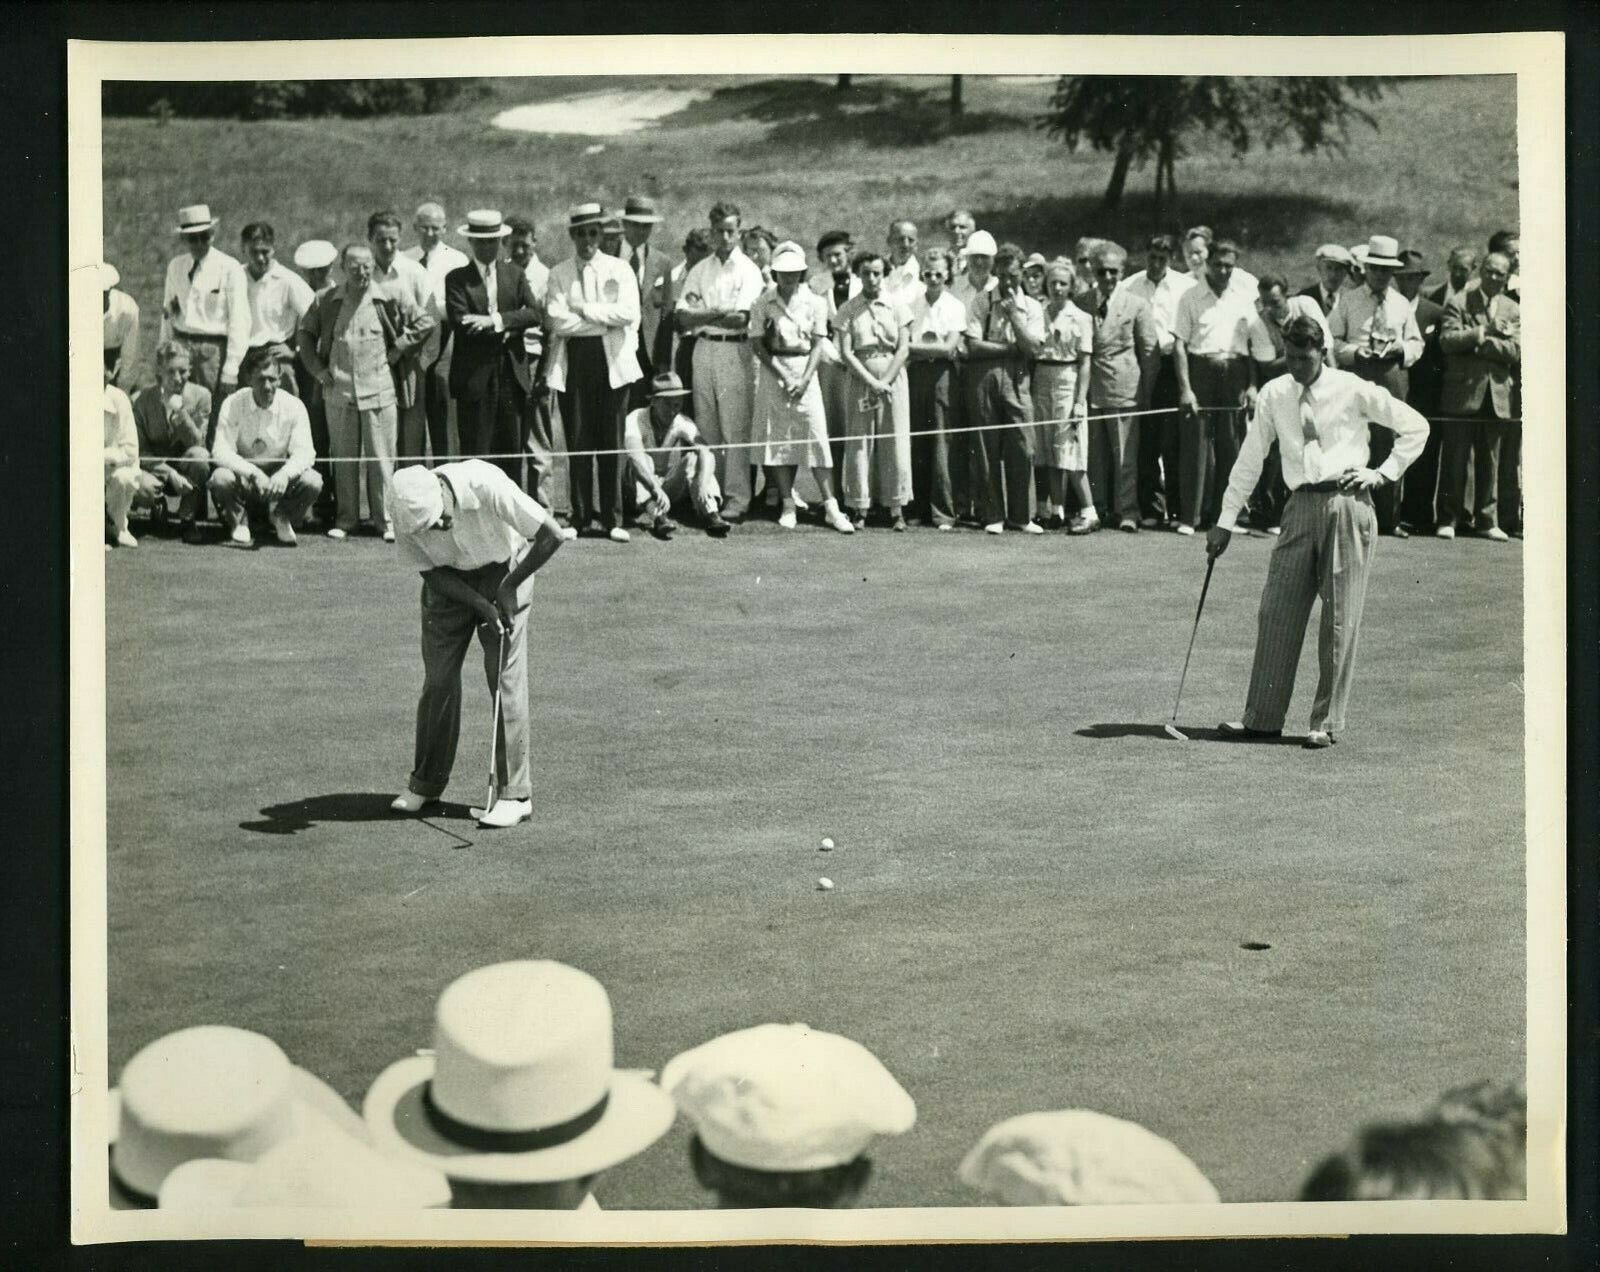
[544,202,644,541]
[403,203,471,461]
[1436,252,1520,540]
[445,210,543,489]
[620,195,676,410]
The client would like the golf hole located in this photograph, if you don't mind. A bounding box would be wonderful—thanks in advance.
[1240,941,1272,951]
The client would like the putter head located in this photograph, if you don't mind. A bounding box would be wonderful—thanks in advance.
[1163,722,1189,741]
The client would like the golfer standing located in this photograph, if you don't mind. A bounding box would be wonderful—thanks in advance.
[388,460,566,827]
[1208,314,1427,749]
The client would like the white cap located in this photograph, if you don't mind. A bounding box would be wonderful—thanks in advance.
[958,1109,1220,1205]
[662,1023,915,1172]
[965,230,998,257]
[770,241,807,274]
[293,240,338,270]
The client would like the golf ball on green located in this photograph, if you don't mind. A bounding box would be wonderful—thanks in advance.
[817,877,834,891]
[820,837,835,851]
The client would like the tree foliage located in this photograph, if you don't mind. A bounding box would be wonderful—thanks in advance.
[1037,76,1391,210]
[103,79,484,121]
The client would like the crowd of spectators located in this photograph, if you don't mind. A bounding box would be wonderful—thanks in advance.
[102,201,1521,550]
[107,958,1527,1212]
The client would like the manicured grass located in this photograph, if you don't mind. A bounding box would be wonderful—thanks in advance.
[104,521,1525,1207]
[102,73,1517,389]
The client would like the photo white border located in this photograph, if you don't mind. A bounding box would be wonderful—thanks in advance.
[68,31,1567,1245]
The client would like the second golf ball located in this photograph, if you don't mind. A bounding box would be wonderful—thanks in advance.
[820,837,835,851]
[817,877,834,891]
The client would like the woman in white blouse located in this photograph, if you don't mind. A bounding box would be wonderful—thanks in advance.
[1032,262,1095,531]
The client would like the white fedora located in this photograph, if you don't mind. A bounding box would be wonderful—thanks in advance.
[458,209,513,239]
[363,961,676,1184]
[108,1025,369,1209]
[158,1106,450,1210]
[1362,234,1404,269]
[292,239,338,271]
[175,203,220,235]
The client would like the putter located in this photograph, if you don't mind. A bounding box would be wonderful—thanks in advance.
[1165,555,1217,741]
[472,623,508,820]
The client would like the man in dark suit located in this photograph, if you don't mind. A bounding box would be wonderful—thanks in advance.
[1395,250,1446,534]
[1298,243,1354,316]
[619,195,676,410]
[1436,252,1520,540]
[446,210,542,487]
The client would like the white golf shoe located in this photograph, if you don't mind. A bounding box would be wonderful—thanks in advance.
[473,798,532,828]
[390,791,439,814]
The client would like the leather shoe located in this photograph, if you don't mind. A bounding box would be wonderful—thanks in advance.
[390,791,439,814]
[1303,729,1336,749]
[1218,720,1282,740]
[474,797,532,828]
[1392,524,1411,539]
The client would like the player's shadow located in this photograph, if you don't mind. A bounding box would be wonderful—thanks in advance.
[1074,723,1302,746]
[240,793,476,835]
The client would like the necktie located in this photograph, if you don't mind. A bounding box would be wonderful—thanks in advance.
[1300,386,1320,484]
[188,258,200,283]
[420,248,431,271]
[631,247,643,288]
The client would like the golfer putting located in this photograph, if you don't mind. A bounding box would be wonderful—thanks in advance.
[1204,313,1428,749]
[387,460,567,828]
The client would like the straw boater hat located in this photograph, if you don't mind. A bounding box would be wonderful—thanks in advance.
[107,1025,369,1209]
[458,209,512,239]
[1314,243,1355,267]
[175,203,219,235]
[958,1108,1221,1206]
[1349,242,1370,268]
[1361,234,1404,269]
[292,240,338,271]
[158,1106,450,1210]
[661,1023,916,1172]
[621,194,663,224]
[363,961,675,1184]
[566,202,605,230]
[600,213,624,236]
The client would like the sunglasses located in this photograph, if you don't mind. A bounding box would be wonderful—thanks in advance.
[1095,267,1121,277]
[1284,335,1321,351]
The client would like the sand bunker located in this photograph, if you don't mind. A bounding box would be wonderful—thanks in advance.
[492,87,709,136]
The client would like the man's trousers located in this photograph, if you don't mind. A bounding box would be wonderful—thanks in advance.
[962,358,1035,527]
[407,559,532,803]
[1190,354,1250,528]
[206,464,324,529]
[1087,408,1141,524]
[1138,353,1181,521]
[1242,486,1377,736]
[908,358,958,527]
[691,338,755,519]
[1438,400,1517,532]
[326,397,398,534]
[559,336,627,531]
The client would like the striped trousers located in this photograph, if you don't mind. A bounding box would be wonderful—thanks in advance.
[1242,487,1377,735]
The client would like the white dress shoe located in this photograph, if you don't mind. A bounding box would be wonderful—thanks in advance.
[1174,523,1196,536]
[791,491,809,511]
[1020,521,1045,535]
[228,524,253,547]
[326,527,348,541]
[390,791,439,813]
[559,525,579,541]
[1479,526,1509,542]
[1435,525,1456,539]
[777,508,798,530]
[382,528,395,543]
[115,529,139,548]
[474,797,532,828]
[824,508,854,534]
[271,511,297,546]
[608,527,631,543]
[983,521,1004,535]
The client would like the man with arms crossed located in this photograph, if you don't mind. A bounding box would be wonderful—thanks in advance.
[387,460,567,828]
[1208,315,1427,749]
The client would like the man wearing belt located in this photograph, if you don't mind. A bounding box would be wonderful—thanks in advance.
[544,203,643,541]
[241,222,315,396]
[402,203,471,462]
[1209,314,1428,749]
[1173,238,1256,535]
[1328,234,1424,538]
[962,243,1046,535]
[161,203,251,438]
[102,263,141,389]
[1117,234,1195,528]
[386,460,567,829]
[675,201,768,523]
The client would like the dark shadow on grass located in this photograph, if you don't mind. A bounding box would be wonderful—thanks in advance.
[662,78,1022,153]
[975,189,1362,255]
[1075,723,1303,746]
[241,793,477,835]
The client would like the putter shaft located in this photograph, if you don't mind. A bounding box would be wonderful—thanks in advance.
[1169,556,1216,726]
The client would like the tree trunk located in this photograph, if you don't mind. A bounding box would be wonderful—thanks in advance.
[1102,139,1135,210]
[836,74,853,91]
[950,75,963,118]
